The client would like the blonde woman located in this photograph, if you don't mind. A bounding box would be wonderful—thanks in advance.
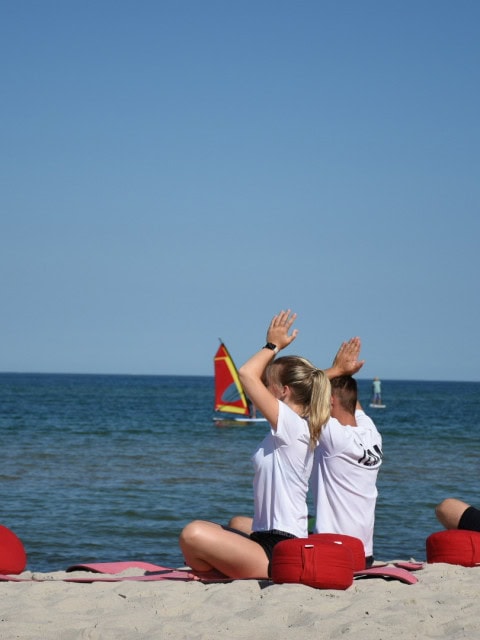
[179,310,360,579]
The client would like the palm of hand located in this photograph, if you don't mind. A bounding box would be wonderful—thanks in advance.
[332,338,364,375]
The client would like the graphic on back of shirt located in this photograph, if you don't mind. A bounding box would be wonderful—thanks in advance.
[358,443,383,467]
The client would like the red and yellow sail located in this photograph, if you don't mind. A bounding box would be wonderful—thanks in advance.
[213,342,250,417]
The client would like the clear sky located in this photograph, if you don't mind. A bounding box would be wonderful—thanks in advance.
[2,1,479,381]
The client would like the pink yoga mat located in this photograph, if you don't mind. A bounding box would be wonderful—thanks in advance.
[354,567,418,585]
[65,561,171,573]
[0,560,423,585]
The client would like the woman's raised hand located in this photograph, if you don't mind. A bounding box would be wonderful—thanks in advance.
[266,310,299,351]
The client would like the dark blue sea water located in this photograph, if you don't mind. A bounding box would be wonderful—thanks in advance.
[1,374,479,572]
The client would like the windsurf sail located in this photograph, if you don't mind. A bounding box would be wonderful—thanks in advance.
[213,341,251,417]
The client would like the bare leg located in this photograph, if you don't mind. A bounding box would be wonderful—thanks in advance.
[179,520,269,579]
[228,515,253,534]
[435,498,471,529]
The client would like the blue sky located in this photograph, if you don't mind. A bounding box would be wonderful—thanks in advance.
[2,1,479,381]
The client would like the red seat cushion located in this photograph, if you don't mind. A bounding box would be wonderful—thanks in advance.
[308,533,366,571]
[426,529,480,567]
[271,537,354,590]
[0,525,27,574]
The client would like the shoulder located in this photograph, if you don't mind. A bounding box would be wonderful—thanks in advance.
[354,409,382,444]
[276,401,309,444]
[355,409,379,432]
[318,417,348,450]
[355,409,375,425]
[319,412,380,453]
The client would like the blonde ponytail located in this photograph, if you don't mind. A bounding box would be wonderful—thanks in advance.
[266,356,331,449]
[307,369,331,446]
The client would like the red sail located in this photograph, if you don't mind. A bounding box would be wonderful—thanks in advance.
[213,342,250,417]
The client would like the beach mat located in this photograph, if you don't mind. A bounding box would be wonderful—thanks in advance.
[393,561,424,571]
[64,561,234,583]
[66,561,174,573]
[0,562,233,584]
[0,560,423,585]
[354,566,418,585]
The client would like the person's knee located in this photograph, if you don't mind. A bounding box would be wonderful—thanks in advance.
[435,498,449,517]
[179,520,207,548]
[228,515,252,532]
[435,498,469,529]
[435,498,454,521]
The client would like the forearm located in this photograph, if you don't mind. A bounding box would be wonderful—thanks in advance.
[324,364,345,380]
[238,348,276,391]
[238,310,298,427]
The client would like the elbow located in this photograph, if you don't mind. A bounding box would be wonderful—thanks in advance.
[238,364,254,384]
[238,365,246,384]
[238,365,257,394]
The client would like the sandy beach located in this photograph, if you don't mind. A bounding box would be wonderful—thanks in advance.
[1,561,478,639]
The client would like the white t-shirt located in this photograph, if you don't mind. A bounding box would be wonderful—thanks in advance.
[252,401,313,538]
[312,410,383,557]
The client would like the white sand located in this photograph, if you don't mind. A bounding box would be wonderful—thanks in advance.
[1,562,479,639]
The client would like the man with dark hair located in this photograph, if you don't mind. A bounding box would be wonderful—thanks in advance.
[312,375,383,566]
[330,375,358,414]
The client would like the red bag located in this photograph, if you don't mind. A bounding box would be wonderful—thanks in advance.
[0,525,27,575]
[271,536,354,590]
[426,529,480,567]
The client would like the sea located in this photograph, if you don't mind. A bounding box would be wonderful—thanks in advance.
[1,373,479,572]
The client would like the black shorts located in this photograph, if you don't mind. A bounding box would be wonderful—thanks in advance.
[458,505,480,531]
[250,530,297,576]
[221,525,296,577]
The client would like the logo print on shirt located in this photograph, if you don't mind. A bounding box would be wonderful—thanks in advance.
[358,444,383,467]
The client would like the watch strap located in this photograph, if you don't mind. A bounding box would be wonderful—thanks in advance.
[263,343,279,354]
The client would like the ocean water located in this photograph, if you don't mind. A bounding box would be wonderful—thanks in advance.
[1,373,479,572]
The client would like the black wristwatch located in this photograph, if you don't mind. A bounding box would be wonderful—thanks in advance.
[263,343,279,354]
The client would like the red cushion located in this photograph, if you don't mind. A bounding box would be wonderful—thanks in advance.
[271,537,354,590]
[308,533,366,571]
[426,529,480,567]
[0,525,27,574]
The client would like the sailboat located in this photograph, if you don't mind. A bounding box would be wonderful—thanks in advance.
[213,341,267,424]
